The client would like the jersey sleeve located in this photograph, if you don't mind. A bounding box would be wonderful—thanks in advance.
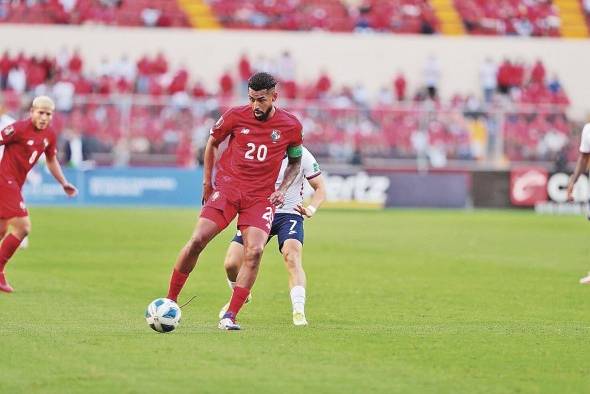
[580,123,590,153]
[0,123,17,146]
[44,132,58,160]
[287,119,304,158]
[302,148,321,180]
[209,109,235,142]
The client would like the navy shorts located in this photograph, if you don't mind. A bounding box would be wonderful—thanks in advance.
[232,213,304,252]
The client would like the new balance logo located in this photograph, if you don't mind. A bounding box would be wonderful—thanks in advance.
[240,128,250,135]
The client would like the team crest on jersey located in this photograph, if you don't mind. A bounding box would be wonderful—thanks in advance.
[240,128,250,135]
[43,138,49,147]
[270,129,281,143]
[27,139,34,146]
[2,125,14,137]
[211,191,220,202]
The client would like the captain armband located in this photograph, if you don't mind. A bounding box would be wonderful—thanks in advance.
[287,145,303,158]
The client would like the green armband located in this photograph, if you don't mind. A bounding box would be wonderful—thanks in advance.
[287,145,303,158]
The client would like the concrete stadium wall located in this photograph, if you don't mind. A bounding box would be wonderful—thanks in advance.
[0,24,588,117]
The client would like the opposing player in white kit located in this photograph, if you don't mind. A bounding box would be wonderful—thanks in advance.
[219,146,326,325]
[567,122,590,284]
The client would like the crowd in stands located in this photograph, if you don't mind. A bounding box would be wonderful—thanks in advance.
[3,0,582,37]
[0,48,577,168]
[0,0,189,27]
[454,0,560,37]
[210,0,440,34]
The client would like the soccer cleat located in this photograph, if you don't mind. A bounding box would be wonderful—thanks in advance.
[580,272,590,284]
[292,311,308,326]
[218,293,252,319]
[0,273,14,293]
[218,313,241,330]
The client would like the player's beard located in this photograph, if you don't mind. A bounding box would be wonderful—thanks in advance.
[254,106,272,121]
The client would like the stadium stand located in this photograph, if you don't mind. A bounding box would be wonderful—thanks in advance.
[0,48,575,167]
[1,0,588,37]
[0,0,190,27]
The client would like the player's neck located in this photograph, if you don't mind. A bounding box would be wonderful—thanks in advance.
[267,106,276,120]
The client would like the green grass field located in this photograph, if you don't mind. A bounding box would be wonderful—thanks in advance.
[2,207,590,393]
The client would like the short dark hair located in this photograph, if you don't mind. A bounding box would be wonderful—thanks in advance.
[248,72,277,91]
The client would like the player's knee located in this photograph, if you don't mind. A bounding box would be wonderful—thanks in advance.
[283,248,301,268]
[224,255,240,272]
[244,244,264,266]
[187,234,208,255]
[14,221,31,238]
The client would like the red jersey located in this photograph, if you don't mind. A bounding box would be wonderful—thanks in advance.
[0,119,58,188]
[210,105,303,197]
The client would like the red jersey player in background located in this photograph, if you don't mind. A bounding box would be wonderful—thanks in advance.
[166,72,303,330]
[0,96,78,293]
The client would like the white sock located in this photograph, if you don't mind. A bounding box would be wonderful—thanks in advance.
[227,278,236,291]
[290,286,306,314]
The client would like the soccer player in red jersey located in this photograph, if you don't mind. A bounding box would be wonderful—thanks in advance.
[0,96,78,293]
[166,72,303,330]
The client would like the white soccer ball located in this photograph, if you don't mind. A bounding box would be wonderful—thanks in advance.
[145,298,182,333]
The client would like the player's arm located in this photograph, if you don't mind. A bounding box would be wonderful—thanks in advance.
[567,153,590,201]
[295,174,326,218]
[45,155,78,197]
[0,124,16,146]
[202,135,224,203]
[269,146,302,207]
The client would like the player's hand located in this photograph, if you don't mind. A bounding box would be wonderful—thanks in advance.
[62,182,78,197]
[202,183,213,205]
[269,190,285,207]
[295,204,315,218]
[566,181,575,202]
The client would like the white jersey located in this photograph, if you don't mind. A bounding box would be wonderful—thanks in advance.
[275,147,321,215]
[0,114,15,161]
[579,123,590,153]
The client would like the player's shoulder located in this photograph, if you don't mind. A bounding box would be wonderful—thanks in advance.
[11,119,29,130]
[3,118,27,135]
[225,105,251,120]
[276,107,302,129]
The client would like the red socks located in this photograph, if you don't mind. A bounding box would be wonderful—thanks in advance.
[226,286,251,318]
[167,269,189,302]
[0,234,22,273]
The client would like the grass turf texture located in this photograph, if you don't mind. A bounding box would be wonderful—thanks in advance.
[1,207,589,393]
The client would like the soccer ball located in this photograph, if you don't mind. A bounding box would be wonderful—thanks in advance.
[145,298,181,333]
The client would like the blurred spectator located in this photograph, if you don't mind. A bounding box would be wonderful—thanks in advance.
[316,70,332,98]
[52,79,75,112]
[530,59,546,84]
[394,72,407,101]
[7,64,26,93]
[237,53,252,95]
[423,55,440,100]
[62,128,92,168]
[479,57,497,103]
[141,7,161,27]
[218,69,234,98]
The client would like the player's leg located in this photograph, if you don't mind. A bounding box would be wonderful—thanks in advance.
[218,240,246,319]
[0,219,6,241]
[281,239,308,326]
[166,217,221,302]
[219,226,268,330]
[0,216,31,293]
[224,240,245,283]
